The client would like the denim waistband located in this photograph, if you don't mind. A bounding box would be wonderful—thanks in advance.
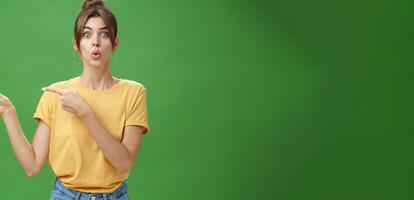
[51,178,128,200]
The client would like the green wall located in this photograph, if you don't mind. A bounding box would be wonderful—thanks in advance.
[0,0,413,199]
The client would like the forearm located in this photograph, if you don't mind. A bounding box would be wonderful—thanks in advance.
[80,110,134,173]
[2,107,39,175]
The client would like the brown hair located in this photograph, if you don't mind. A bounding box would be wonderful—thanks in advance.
[74,0,118,51]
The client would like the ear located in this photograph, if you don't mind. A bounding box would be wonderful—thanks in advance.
[72,37,79,52]
[113,37,120,51]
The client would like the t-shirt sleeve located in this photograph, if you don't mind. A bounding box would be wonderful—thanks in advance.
[33,91,55,128]
[125,86,149,134]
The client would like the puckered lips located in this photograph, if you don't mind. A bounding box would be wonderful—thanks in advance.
[91,49,101,60]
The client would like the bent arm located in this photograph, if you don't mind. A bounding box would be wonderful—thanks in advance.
[38,88,145,173]
[80,110,144,173]
[2,107,50,176]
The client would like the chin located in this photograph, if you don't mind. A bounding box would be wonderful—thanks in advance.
[87,60,109,68]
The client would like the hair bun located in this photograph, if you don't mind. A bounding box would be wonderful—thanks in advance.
[82,0,106,10]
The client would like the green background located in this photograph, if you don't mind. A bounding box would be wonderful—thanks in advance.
[0,0,413,199]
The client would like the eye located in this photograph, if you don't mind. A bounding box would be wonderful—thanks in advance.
[100,32,109,38]
[82,32,91,39]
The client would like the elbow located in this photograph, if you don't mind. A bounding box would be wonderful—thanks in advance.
[116,161,134,173]
[26,170,38,177]
[25,167,41,177]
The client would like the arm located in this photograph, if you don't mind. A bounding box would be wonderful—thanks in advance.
[81,111,144,173]
[42,87,144,173]
[0,94,50,177]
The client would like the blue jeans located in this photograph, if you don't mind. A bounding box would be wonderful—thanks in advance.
[50,178,130,200]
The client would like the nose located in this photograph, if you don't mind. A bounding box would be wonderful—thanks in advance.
[92,35,101,47]
[92,41,101,47]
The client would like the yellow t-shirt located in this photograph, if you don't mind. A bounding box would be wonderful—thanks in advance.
[33,76,149,193]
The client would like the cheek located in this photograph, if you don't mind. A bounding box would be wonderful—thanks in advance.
[78,42,89,56]
[102,42,114,55]
[103,40,113,49]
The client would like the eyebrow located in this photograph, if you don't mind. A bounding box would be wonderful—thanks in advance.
[83,26,108,30]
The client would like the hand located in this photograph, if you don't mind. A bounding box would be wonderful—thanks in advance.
[42,87,91,117]
[0,93,15,117]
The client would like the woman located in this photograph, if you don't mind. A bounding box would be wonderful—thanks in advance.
[0,0,149,199]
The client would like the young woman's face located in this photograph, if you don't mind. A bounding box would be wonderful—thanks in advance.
[76,16,118,68]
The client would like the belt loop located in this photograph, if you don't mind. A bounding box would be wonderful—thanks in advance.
[74,191,81,200]
[103,193,108,200]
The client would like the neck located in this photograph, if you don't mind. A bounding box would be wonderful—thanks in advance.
[79,63,117,90]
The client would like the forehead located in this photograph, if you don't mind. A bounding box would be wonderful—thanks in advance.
[84,17,106,29]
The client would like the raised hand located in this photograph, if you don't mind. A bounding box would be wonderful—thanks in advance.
[42,87,91,117]
[0,93,14,117]
[0,91,51,177]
